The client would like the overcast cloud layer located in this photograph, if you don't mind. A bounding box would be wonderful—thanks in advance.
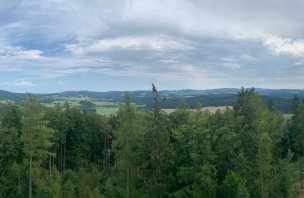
[0,0,304,92]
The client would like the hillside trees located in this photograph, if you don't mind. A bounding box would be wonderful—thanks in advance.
[1,102,22,134]
[0,86,300,197]
[106,93,143,197]
[288,95,304,188]
[21,94,55,198]
[137,84,176,197]
[173,110,217,197]
[234,88,296,197]
[44,104,69,174]
[221,170,249,198]
[0,127,21,197]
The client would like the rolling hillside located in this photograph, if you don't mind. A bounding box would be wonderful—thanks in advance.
[0,88,303,113]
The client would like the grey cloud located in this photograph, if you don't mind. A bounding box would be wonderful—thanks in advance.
[0,0,304,90]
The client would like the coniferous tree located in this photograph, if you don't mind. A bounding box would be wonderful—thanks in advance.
[0,87,301,197]
[21,94,54,198]
[106,93,143,197]
[234,88,275,197]
[288,98,304,188]
[174,110,217,198]
[221,170,249,198]
[271,151,298,198]
[0,127,21,197]
[138,84,175,197]
[44,104,69,173]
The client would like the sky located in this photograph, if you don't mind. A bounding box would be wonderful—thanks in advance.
[0,0,304,93]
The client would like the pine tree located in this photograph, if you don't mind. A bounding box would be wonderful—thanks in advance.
[221,170,249,198]
[0,127,21,197]
[138,84,175,197]
[44,104,69,173]
[234,88,276,197]
[21,94,54,198]
[173,111,217,198]
[271,150,298,198]
[106,93,143,197]
[2,102,22,134]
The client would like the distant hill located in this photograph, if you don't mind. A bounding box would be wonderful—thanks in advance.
[0,88,303,113]
[0,90,26,101]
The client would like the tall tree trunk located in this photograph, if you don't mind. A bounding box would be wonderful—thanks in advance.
[29,155,32,198]
[49,156,52,177]
[103,133,107,172]
[258,138,264,197]
[63,142,66,171]
[58,150,61,173]
[60,145,63,172]
[126,133,130,198]
[300,160,303,188]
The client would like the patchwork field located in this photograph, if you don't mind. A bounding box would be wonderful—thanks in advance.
[0,88,301,116]
[162,106,233,114]
[96,107,120,116]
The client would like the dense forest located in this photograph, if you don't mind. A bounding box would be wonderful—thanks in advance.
[1,85,304,197]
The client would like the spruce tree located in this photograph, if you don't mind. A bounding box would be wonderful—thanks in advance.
[21,94,54,198]
[138,84,175,197]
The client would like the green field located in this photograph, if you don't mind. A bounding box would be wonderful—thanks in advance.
[38,95,122,116]
[96,107,119,116]
[283,114,293,120]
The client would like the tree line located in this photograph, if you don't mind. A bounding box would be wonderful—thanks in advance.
[0,85,303,197]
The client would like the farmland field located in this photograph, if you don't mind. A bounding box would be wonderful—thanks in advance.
[162,106,233,114]
[283,113,293,120]
[0,88,302,116]
[96,107,119,116]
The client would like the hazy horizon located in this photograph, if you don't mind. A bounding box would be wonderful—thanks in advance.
[2,86,304,94]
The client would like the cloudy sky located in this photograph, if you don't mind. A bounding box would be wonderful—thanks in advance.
[0,0,304,92]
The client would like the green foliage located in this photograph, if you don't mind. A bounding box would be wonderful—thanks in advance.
[63,180,75,198]
[83,112,111,167]
[106,93,143,197]
[174,111,217,198]
[65,107,86,169]
[137,84,176,197]
[62,170,78,198]
[0,88,300,197]
[77,166,101,198]
[221,170,249,198]
[1,102,22,133]
[271,151,298,198]
[31,167,61,198]
[0,128,22,197]
[21,94,55,162]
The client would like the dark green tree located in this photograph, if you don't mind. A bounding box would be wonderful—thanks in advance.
[107,93,143,197]
[21,94,55,198]
[138,84,175,197]
[221,170,249,198]
[173,111,217,197]
[0,127,21,197]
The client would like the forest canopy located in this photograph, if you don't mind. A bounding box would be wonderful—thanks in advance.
[0,85,303,198]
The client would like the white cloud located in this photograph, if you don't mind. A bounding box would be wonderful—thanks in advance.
[0,79,35,87]
[66,35,195,55]
[121,0,304,40]
[1,0,304,91]
[264,35,304,57]
[0,45,43,59]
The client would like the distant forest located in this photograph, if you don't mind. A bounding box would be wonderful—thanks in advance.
[1,85,304,197]
[0,88,303,113]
